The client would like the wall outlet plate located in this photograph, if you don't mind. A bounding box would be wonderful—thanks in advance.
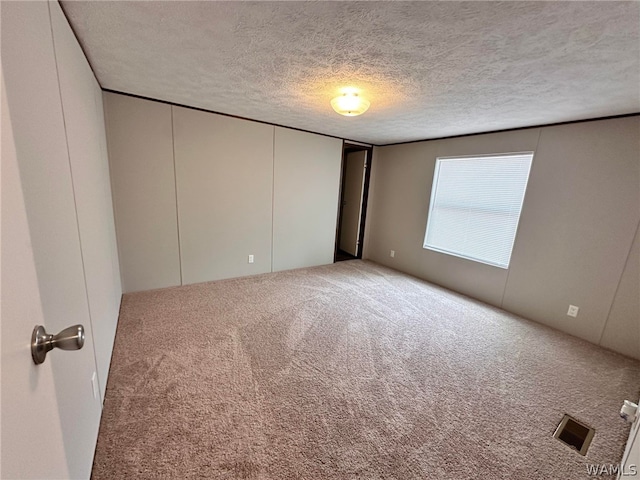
[248,255,254,264]
[390,250,395,258]
[567,305,579,317]
[91,372,99,400]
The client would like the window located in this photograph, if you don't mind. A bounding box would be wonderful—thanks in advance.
[423,152,533,268]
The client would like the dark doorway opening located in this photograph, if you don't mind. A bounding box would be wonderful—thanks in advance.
[335,142,373,262]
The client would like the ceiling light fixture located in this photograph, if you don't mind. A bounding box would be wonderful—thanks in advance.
[330,92,370,117]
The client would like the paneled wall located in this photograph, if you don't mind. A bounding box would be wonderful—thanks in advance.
[173,106,274,284]
[273,127,343,272]
[105,93,344,292]
[104,94,181,292]
[364,116,640,359]
[51,2,122,401]
[599,223,640,359]
[501,119,639,349]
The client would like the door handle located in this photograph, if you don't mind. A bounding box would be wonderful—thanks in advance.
[31,324,85,365]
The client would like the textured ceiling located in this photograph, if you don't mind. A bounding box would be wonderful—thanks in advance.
[61,1,639,145]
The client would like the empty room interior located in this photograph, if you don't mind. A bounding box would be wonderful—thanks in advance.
[2,1,640,479]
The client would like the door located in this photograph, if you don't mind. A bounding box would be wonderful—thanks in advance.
[1,67,70,480]
[620,401,640,478]
[339,150,366,256]
[1,2,103,477]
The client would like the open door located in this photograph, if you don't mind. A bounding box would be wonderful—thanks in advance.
[1,2,118,478]
[335,143,373,261]
[1,65,70,480]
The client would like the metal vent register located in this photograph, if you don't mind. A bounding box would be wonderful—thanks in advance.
[553,414,595,456]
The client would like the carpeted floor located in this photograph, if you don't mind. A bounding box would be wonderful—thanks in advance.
[92,260,640,479]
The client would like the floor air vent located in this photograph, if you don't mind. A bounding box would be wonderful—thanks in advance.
[553,414,595,456]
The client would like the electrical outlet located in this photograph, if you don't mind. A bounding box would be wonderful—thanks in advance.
[91,372,99,400]
[390,250,395,258]
[248,255,254,264]
[567,305,579,318]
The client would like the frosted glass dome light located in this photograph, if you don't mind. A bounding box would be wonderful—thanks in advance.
[330,92,370,116]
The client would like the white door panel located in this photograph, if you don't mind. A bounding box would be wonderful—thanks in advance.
[1,67,69,480]
[1,1,102,477]
[620,402,640,479]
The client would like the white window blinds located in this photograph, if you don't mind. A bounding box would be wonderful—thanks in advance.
[423,153,533,268]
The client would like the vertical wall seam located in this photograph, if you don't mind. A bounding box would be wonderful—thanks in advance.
[499,128,543,309]
[597,218,640,345]
[171,106,183,285]
[47,0,103,402]
[271,127,276,273]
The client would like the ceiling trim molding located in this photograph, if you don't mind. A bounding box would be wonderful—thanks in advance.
[377,112,640,148]
[101,88,376,147]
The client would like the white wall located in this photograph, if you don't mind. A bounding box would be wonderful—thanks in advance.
[104,92,181,292]
[364,128,540,306]
[272,127,343,272]
[50,1,122,401]
[600,224,640,359]
[364,116,640,359]
[105,93,344,291]
[173,106,273,284]
[501,118,639,349]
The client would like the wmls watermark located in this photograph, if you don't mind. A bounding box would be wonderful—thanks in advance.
[586,464,638,476]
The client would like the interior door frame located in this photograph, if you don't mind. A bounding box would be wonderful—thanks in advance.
[334,142,374,260]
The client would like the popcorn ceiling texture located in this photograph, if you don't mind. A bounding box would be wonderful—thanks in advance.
[61,1,639,145]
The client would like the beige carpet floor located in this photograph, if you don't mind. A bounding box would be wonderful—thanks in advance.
[92,260,640,479]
